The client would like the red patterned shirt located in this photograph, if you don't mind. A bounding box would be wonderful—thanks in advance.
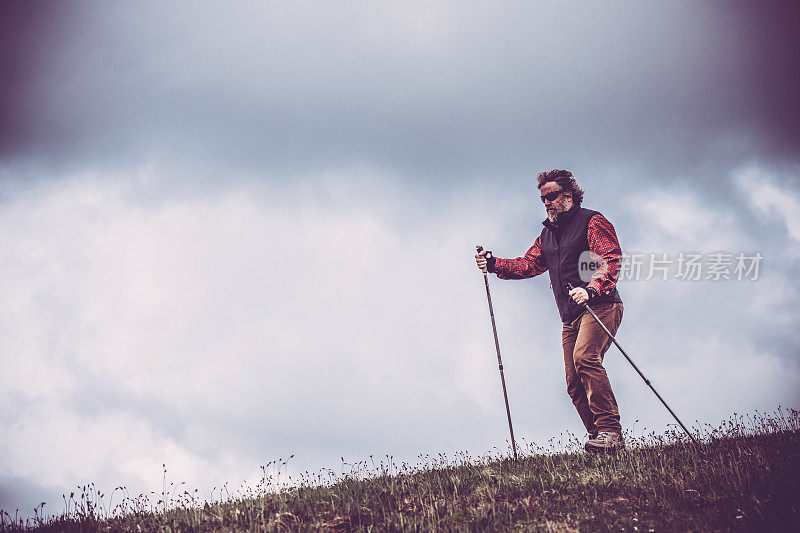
[490,213,622,295]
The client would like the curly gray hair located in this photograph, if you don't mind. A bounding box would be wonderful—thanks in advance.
[536,169,585,207]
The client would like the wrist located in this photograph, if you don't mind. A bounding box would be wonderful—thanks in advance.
[586,287,599,301]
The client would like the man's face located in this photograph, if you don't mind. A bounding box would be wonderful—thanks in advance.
[540,181,573,222]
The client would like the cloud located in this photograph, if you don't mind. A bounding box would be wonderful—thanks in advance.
[3,1,794,184]
[624,188,740,252]
[0,171,561,511]
[2,163,798,517]
[602,333,797,436]
[734,164,800,243]
[726,0,800,157]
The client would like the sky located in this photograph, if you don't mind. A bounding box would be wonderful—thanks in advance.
[2,0,799,518]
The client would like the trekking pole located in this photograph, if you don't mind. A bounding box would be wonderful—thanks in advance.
[477,245,518,459]
[566,283,698,445]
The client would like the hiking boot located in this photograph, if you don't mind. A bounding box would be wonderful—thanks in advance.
[584,431,624,453]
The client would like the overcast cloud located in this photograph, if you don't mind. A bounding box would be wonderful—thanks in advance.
[1,0,799,517]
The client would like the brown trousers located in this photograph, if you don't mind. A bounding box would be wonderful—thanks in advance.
[562,302,624,435]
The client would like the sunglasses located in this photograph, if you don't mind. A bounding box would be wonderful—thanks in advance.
[540,189,568,203]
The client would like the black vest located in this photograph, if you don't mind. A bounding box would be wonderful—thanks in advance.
[540,207,622,324]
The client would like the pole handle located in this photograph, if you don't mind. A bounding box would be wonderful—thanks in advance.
[475,244,493,257]
[476,245,493,274]
[565,283,585,304]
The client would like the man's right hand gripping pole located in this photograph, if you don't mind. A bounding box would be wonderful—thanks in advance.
[475,245,493,273]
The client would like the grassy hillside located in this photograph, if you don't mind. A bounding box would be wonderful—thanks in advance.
[2,409,798,531]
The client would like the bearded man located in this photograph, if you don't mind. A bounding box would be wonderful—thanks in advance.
[475,169,625,452]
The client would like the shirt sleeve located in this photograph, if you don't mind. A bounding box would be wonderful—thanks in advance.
[586,213,622,294]
[490,235,548,279]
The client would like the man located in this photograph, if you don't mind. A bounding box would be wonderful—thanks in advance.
[475,169,625,452]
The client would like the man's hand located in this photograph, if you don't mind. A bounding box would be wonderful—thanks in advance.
[475,249,492,273]
[569,287,589,305]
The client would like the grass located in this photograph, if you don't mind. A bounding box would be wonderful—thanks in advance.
[2,408,798,531]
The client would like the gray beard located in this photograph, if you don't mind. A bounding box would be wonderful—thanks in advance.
[549,205,576,224]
